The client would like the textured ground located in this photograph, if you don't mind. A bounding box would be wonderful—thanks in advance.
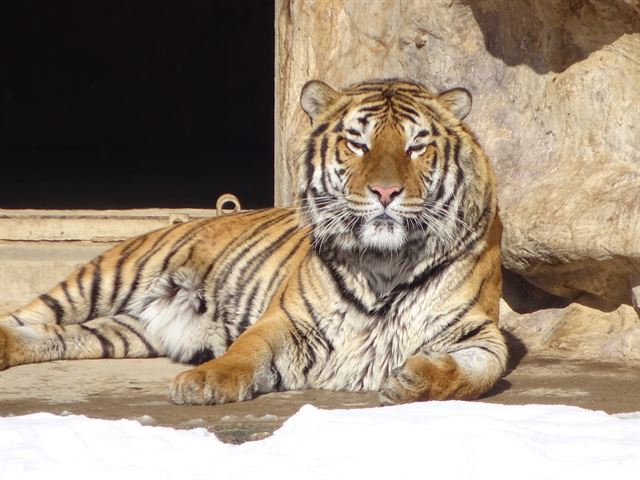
[1,355,638,444]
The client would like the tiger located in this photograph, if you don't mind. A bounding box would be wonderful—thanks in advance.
[0,79,507,405]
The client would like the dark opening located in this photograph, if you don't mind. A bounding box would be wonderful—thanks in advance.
[0,1,274,209]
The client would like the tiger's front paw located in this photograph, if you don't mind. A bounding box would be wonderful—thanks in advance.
[170,360,256,405]
[0,326,14,371]
[379,362,429,406]
[379,353,474,405]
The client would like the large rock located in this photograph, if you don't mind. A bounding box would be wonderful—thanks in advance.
[275,0,640,358]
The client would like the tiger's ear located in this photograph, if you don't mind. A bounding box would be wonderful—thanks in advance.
[437,88,472,120]
[300,80,340,122]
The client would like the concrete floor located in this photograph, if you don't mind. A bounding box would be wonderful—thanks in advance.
[1,355,638,444]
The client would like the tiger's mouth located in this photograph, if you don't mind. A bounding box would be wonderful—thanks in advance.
[358,214,408,251]
[372,213,395,224]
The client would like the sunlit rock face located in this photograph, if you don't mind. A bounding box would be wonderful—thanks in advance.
[276,0,640,359]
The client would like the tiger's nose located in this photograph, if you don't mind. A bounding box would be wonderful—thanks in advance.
[369,184,403,207]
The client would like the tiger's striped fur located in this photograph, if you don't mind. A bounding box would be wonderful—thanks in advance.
[0,79,507,405]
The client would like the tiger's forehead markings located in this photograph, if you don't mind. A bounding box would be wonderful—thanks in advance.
[340,96,429,147]
[337,83,454,148]
[342,107,377,142]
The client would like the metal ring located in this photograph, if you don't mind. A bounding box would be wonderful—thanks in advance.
[216,193,242,216]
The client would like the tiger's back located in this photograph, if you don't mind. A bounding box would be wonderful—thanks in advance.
[2,208,309,365]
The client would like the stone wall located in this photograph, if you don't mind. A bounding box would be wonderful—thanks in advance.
[275,0,640,360]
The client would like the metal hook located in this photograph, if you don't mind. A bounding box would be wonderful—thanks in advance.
[216,193,242,216]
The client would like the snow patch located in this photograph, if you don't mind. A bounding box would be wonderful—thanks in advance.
[1,402,638,480]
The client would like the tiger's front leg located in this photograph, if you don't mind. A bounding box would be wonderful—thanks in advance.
[379,320,507,404]
[170,315,286,405]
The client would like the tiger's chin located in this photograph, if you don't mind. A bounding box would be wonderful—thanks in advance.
[359,218,408,251]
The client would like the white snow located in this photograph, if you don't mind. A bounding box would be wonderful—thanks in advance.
[1,402,638,480]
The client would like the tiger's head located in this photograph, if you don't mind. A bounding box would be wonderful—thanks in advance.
[298,79,495,255]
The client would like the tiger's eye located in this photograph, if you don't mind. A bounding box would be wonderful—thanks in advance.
[346,140,369,156]
[407,145,427,157]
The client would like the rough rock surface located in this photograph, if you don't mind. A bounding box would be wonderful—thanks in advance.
[275,0,640,358]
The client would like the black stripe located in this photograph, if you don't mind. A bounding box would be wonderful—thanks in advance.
[110,255,127,305]
[396,112,417,123]
[180,245,196,268]
[302,344,317,376]
[359,105,385,113]
[434,138,451,200]
[319,256,372,314]
[185,347,216,365]
[110,237,147,305]
[223,322,233,348]
[110,317,159,357]
[304,138,316,186]
[113,329,130,356]
[278,294,302,351]
[209,211,296,290]
[279,295,316,376]
[39,294,64,324]
[270,361,284,391]
[80,325,114,357]
[10,314,25,326]
[87,261,102,321]
[160,220,213,272]
[312,122,329,137]
[452,137,462,169]
[121,235,147,257]
[76,266,86,298]
[213,230,276,301]
[320,136,329,161]
[421,305,477,348]
[61,281,74,308]
[359,93,385,103]
[394,102,420,118]
[52,327,67,356]
[254,235,309,316]
[456,320,493,344]
[236,281,262,334]
[446,205,492,262]
[396,255,455,293]
[201,209,289,281]
[220,226,299,328]
[299,275,334,355]
[426,275,492,348]
[319,137,331,192]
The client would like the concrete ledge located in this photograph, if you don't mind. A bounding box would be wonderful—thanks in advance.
[0,208,217,242]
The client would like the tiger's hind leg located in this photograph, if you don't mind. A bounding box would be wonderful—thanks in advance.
[0,314,163,370]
